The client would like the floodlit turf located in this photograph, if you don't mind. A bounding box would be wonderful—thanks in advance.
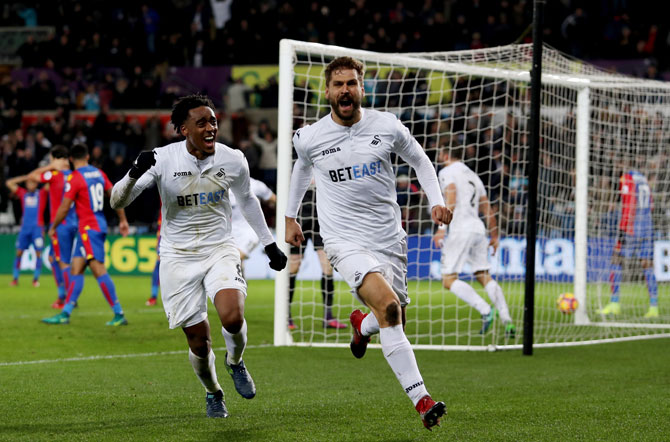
[1,274,669,441]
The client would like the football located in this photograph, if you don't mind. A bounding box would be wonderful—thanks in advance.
[557,293,578,314]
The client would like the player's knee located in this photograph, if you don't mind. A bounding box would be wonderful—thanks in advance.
[384,301,401,325]
[221,313,244,333]
[186,335,211,357]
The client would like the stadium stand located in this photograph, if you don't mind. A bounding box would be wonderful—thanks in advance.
[1,1,668,230]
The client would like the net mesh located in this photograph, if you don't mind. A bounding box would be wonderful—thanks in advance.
[281,41,670,349]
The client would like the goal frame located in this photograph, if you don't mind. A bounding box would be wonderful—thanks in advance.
[273,39,670,348]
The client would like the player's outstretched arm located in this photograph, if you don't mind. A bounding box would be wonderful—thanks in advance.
[110,151,156,209]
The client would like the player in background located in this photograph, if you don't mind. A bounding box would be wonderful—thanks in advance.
[6,175,48,287]
[599,167,659,318]
[432,147,515,337]
[146,211,162,306]
[42,144,130,326]
[288,187,346,330]
[28,145,78,308]
[285,57,451,430]
[229,176,276,271]
[110,94,287,418]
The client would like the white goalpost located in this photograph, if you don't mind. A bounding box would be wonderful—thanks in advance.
[274,39,670,350]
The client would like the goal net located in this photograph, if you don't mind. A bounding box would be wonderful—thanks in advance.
[275,39,670,350]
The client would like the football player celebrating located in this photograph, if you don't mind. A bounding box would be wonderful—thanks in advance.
[110,94,286,418]
[285,57,451,430]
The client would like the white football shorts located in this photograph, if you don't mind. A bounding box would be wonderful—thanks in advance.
[160,241,247,329]
[440,231,490,275]
[324,238,410,307]
[232,223,260,258]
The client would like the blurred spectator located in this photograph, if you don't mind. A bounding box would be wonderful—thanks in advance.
[252,121,278,188]
[237,137,261,180]
[82,84,100,111]
[225,77,251,113]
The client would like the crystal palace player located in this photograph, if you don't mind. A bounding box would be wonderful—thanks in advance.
[6,175,48,287]
[599,168,659,318]
[28,145,78,308]
[285,57,451,430]
[42,144,130,326]
[110,94,287,418]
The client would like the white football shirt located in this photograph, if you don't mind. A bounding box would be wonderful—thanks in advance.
[287,108,444,249]
[111,140,273,258]
[438,161,486,235]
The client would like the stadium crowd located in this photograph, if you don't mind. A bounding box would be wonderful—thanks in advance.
[1,0,669,235]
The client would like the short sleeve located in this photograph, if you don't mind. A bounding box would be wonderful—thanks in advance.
[476,176,486,196]
[40,170,55,184]
[439,169,454,191]
[64,172,83,200]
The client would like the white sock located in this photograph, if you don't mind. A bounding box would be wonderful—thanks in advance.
[222,319,248,365]
[380,325,428,406]
[450,280,491,316]
[485,280,511,323]
[361,312,380,336]
[188,349,221,393]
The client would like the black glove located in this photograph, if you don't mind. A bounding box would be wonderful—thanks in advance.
[265,242,287,271]
[129,151,156,179]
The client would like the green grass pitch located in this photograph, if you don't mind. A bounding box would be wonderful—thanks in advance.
[1,274,669,441]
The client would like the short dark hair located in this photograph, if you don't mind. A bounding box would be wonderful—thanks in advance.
[50,144,69,159]
[171,94,216,134]
[441,146,463,161]
[70,144,89,160]
[324,56,365,86]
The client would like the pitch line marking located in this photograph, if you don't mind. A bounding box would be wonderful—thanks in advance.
[0,344,272,367]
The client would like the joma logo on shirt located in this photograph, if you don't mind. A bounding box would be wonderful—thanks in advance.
[173,171,193,177]
[321,147,341,156]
